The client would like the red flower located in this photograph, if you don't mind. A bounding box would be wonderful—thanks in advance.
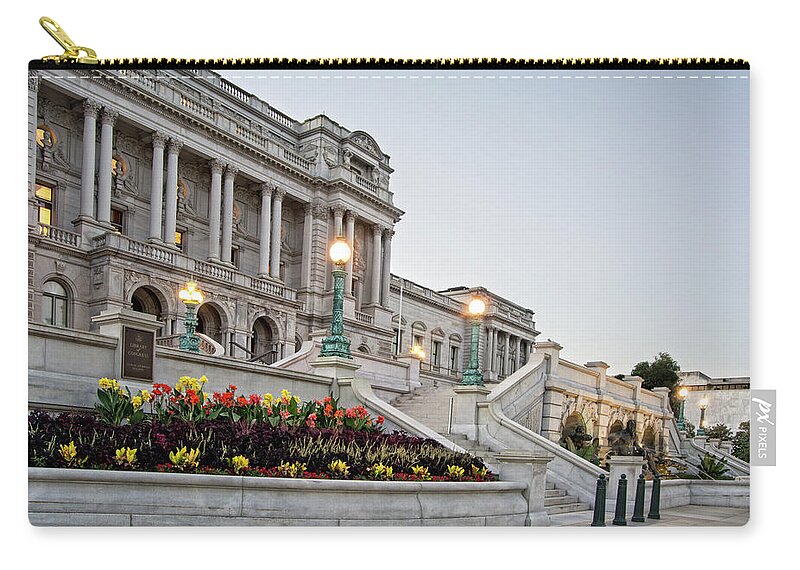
[324,403,333,417]
[237,396,248,407]
[377,416,385,424]
[228,384,237,392]
[249,394,261,405]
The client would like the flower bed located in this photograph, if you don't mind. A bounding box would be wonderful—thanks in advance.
[29,376,494,483]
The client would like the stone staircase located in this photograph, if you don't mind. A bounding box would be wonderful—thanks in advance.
[391,384,591,516]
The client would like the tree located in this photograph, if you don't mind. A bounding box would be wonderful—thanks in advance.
[631,352,681,412]
[705,423,733,442]
[732,421,749,463]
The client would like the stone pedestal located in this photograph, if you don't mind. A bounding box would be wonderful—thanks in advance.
[605,455,645,512]
[719,440,734,454]
[73,216,112,245]
[309,355,361,401]
[363,303,393,330]
[451,385,491,440]
[395,354,421,390]
[495,450,553,526]
[694,435,709,448]
[707,438,721,449]
[91,308,163,384]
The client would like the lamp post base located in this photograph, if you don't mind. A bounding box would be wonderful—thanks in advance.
[320,334,352,359]
[460,368,485,386]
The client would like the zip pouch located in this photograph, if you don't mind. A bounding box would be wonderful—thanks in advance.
[28,17,750,527]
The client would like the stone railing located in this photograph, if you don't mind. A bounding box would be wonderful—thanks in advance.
[179,94,216,121]
[127,238,177,265]
[355,174,379,194]
[282,148,311,170]
[219,77,250,103]
[249,276,293,300]
[193,259,233,282]
[355,311,374,325]
[116,69,159,93]
[36,224,81,248]
[390,275,467,314]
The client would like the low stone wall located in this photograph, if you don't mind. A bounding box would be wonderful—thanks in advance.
[29,468,529,527]
[659,479,750,510]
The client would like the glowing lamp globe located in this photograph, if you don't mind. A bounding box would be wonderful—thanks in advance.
[329,237,352,265]
[699,397,709,410]
[468,297,486,317]
[678,387,688,399]
[179,280,204,305]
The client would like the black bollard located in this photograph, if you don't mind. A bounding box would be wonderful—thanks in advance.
[631,474,646,522]
[647,473,661,520]
[591,474,607,527]
[612,474,628,526]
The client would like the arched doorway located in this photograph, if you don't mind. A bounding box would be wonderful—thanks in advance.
[131,286,165,333]
[196,303,224,345]
[251,316,279,364]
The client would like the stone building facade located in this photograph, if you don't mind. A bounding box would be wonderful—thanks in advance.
[678,371,750,432]
[27,69,538,379]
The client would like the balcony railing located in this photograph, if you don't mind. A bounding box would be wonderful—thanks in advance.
[36,224,81,248]
[355,311,374,324]
[420,362,460,378]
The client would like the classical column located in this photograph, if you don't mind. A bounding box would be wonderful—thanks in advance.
[96,107,118,225]
[220,164,237,264]
[301,202,313,288]
[344,211,356,295]
[485,326,494,373]
[258,183,273,276]
[162,138,183,245]
[79,99,102,219]
[148,132,168,242]
[332,205,345,236]
[269,188,286,279]
[514,336,522,371]
[207,159,225,261]
[370,223,383,305]
[503,333,510,376]
[381,227,393,306]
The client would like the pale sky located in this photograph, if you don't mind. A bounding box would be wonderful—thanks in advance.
[221,70,749,377]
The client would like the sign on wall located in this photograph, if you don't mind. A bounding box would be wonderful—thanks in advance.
[122,326,155,381]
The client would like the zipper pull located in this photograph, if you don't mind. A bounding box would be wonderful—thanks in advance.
[39,16,98,64]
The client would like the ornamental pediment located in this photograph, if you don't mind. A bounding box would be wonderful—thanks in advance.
[346,131,383,160]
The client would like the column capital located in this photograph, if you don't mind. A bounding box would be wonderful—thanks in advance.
[83,98,102,117]
[382,227,395,239]
[210,158,226,175]
[273,187,287,200]
[151,131,169,150]
[345,209,358,223]
[331,204,346,217]
[224,164,239,178]
[28,71,40,92]
[303,201,313,215]
[100,107,119,126]
[259,182,275,198]
[372,222,385,235]
[167,138,184,155]
[312,200,327,219]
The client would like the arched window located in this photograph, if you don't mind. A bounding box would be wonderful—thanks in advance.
[42,280,68,327]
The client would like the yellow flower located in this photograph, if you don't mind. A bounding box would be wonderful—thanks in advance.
[229,455,249,473]
[131,396,143,409]
[140,389,152,402]
[115,447,137,465]
[98,377,119,390]
[281,389,291,402]
[293,395,301,405]
[199,375,208,385]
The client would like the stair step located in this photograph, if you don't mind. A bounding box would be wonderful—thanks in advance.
[545,489,566,498]
[546,482,556,490]
[545,502,592,515]
[544,496,579,507]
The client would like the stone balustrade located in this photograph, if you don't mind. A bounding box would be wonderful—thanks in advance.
[355,311,375,325]
[36,224,81,248]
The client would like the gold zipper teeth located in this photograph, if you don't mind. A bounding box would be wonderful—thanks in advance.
[34,57,749,69]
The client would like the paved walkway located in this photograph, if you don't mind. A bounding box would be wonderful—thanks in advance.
[548,505,749,527]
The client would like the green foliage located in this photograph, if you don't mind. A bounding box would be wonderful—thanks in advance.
[631,352,681,413]
[697,453,730,479]
[683,421,696,438]
[562,436,599,465]
[732,421,749,463]
[704,423,733,442]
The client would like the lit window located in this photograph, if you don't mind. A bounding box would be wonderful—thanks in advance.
[175,229,186,251]
[35,183,53,235]
[42,280,68,327]
[110,208,124,234]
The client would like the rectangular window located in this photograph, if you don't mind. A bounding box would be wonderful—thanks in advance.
[35,183,53,234]
[175,229,186,251]
[450,345,460,372]
[232,246,241,270]
[110,207,125,234]
[413,334,423,348]
[432,340,442,368]
[392,328,404,355]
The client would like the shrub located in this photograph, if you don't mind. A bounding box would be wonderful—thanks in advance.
[732,421,749,462]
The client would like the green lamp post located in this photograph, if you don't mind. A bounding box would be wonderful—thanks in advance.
[676,386,688,431]
[179,279,204,353]
[461,296,487,386]
[697,398,708,436]
[320,236,353,359]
